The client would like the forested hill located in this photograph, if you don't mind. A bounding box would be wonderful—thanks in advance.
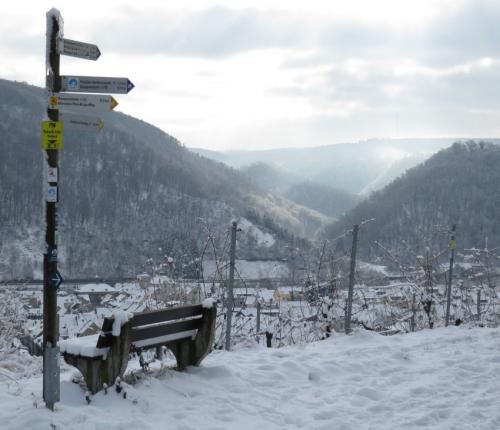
[193,138,463,194]
[0,79,326,279]
[239,162,358,218]
[325,141,500,262]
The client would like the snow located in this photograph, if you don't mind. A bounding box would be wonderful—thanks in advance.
[111,311,133,336]
[203,259,288,280]
[1,326,500,429]
[239,217,275,247]
[359,261,389,275]
[45,8,64,73]
[73,284,116,294]
[202,298,216,309]
[59,335,108,358]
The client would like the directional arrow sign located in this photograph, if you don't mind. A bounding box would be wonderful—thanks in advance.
[57,38,101,61]
[49,270,63,289]
[61,76,135,94]
[60,112,104,132]
[48,94,118,113]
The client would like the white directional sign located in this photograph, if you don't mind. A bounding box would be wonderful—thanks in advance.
[48,94,118,112]
[57,38,101,61]
[59,112,104,132]
[61,76,135,94]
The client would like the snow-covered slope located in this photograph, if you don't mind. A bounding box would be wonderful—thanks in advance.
[1,326,499,429]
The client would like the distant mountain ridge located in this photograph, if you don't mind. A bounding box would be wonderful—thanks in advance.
[0,79,327,279]
[325,141,500,261]
[192,138,500,195]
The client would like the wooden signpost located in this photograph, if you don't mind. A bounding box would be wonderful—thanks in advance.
[42,8,134,411]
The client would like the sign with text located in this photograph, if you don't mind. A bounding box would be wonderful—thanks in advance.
[41,121,63,150]
[48,94,118,112]
[57,38,101,61]
[61,76,135,94]
[60,112,104,132]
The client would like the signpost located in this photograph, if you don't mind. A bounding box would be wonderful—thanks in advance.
[42,10,62,411]
[42,8,134,411]
[59,112,104,132]
[48,94,118,112]
[61,75,135,94]
[57,38,101,61]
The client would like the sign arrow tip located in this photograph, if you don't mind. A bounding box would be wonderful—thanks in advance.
[110,96,119,110]
[127,80,135,93]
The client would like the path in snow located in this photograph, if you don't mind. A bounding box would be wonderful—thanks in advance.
[1,326,499,429]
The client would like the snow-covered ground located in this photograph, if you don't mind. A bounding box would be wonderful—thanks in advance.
[202,259,289,280]
[1,326,499,429]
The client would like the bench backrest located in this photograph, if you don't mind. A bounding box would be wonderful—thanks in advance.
[96,304,204,350]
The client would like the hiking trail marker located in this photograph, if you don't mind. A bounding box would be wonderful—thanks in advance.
[57,38,101,61]
[48,94,118,113]
[59,112,104,132]
[61,75,135,94]
[42,7,134,411]
[41,120,63,149]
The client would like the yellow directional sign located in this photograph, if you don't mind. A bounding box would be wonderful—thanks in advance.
[48,94,118,112]
[41,121,63,150]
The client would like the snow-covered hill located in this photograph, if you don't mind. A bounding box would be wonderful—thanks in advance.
[0,79,326,280]
[1,326,499,429]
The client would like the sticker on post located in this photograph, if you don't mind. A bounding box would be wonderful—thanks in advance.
[47,246,58,263]
[47,186,58,202]
[48,167,58,183]
[49,270,63,289]
[41,121,63,150]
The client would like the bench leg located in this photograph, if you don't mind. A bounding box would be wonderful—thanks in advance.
[63,323,132,394]
[169,306,216,369]
[63,354,105,394]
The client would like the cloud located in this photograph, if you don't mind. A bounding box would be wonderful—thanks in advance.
[3,0,500,150]
[419,0,500,67]
[87,6,309,58]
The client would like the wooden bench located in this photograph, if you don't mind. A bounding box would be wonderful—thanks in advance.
[60,302,216,394]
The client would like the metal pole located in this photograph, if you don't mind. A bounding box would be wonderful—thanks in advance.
[43,10,61,410]
[225,221,237,350]
[256,300,261,333]
[410,293,416,332]
[477,290,481,322]
[345,224,359,334]
[445,225,456,327]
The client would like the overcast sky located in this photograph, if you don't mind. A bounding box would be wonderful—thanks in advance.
[2,0,500,150]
